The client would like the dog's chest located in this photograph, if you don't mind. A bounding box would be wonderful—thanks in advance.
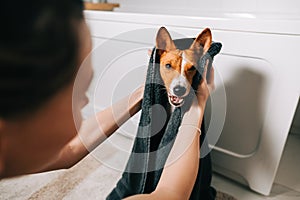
[170,105,176,113]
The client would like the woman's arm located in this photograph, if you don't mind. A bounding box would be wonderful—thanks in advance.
[125,66,214,200]
[125,98,203,200]
[154,98,204,199]
[44,86,144,170]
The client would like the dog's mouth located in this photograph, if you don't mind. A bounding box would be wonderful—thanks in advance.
[168,94,185,107]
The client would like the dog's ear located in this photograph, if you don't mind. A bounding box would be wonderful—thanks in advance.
[156,27,176,54]
[190,28,212,55]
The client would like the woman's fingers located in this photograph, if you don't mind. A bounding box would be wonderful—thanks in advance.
[202,60,209,81]
[207,67,215,92]
[196,63,215,103]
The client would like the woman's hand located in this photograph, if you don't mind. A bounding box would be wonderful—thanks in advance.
[196,62,215,108]
[128,85,144,116]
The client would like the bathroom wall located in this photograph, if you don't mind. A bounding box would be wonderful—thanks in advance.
[108,0,300,16]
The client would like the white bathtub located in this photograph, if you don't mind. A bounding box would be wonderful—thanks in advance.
[83,10,300,196]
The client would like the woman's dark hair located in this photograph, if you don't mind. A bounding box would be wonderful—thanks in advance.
[0,0,84,119]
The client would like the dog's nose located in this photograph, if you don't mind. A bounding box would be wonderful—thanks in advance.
[173,85,186,97]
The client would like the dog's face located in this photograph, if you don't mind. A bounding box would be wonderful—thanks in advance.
[156,27,212,107]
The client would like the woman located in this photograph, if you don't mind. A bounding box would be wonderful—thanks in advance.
[0,1,215,199]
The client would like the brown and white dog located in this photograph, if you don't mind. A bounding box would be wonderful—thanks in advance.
[155,27,212,108]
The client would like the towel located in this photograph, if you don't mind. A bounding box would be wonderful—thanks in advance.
[106,38,222,200]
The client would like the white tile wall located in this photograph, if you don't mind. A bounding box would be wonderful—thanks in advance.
[257,0,300,14]
[108,0,300,15]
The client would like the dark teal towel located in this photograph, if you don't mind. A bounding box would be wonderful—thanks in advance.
[106,38,222,200]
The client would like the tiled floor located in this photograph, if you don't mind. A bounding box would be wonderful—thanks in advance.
[212,133,300,200]
[212,173,300,200]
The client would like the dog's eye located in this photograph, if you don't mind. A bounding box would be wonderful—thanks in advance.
[188,66,196,71]
[165,64,172,69]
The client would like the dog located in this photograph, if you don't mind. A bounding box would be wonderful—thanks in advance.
[155,27,212,108]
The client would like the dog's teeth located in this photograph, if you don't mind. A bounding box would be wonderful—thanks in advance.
[168,94,185,107]
[170,95,183,104]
